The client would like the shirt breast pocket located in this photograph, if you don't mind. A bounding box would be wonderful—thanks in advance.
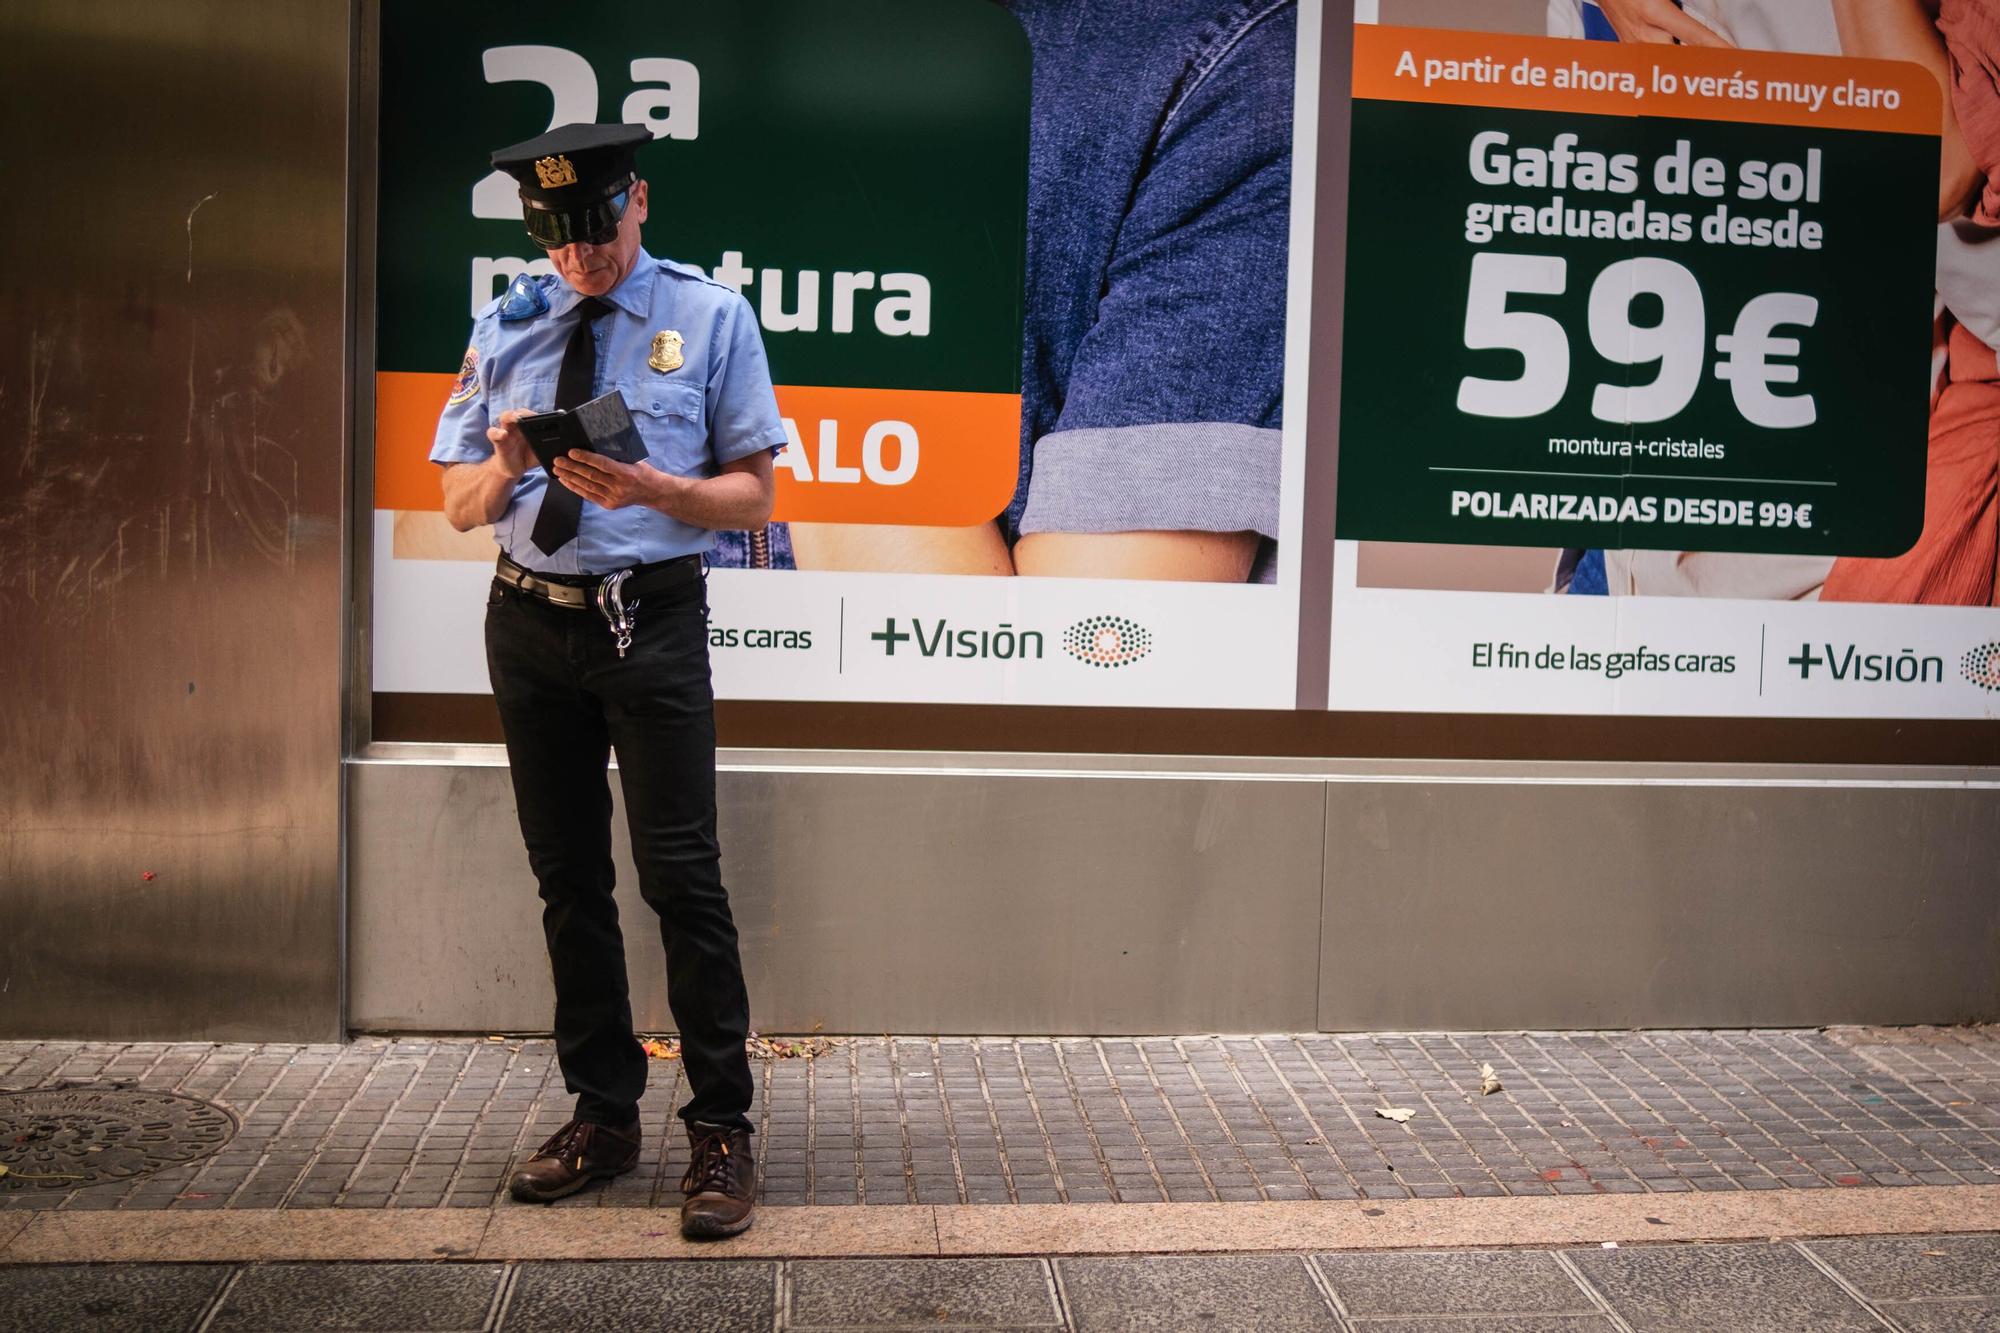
[624,380,708,476]
[490,372,557,418]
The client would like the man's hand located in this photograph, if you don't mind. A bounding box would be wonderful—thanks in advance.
[1595,0,1732,45]
[442,408,541,530]
[550,450,667,511]
[485,408,536,479]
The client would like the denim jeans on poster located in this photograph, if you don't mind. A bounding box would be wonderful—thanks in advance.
[712,0,1296,580]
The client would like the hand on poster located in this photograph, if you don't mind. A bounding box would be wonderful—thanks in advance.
[1590,0,1730,47]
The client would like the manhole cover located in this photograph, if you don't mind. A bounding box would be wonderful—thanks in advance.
[0,1088,237,1190]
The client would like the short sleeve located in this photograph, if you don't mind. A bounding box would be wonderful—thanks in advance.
[706,293,789,465]
[428,320,494,466]
[1017,4,1294,541]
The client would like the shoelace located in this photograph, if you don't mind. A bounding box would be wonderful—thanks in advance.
[532,1120,602,1173]
[681,1131,736,1195]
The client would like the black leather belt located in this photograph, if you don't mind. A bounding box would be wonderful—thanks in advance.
[494,553,699,610]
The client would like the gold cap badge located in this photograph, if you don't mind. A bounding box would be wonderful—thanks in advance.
[534,155,577,188]
[650,330,685,373]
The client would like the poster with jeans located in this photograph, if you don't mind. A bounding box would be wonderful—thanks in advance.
[370,0,1314,718]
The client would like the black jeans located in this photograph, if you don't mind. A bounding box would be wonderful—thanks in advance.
[484,560,754,1133]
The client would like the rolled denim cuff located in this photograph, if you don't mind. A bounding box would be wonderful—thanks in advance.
[1016,423,1282,539]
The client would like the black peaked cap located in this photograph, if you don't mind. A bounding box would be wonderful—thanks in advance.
[491,122,651,205]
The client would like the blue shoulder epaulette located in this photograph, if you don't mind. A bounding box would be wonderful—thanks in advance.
[498,273,552,321]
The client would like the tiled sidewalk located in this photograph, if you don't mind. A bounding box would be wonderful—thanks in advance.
[3,1028,1997,1211]
[8,1236,2000,1332]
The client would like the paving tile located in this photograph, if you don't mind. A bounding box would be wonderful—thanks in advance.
[1877,1301,2000,1333]
[1811,1236,2000,1300]
[502,1260,775,1331]
[1348,1318,1616,1333]
[788,1258,1059,1328]
[1315,1250,1596,1316]
[211,1261,504,1330]
[1059,1255,1338,1332]
[15,1032,2000,1209]
[1568,1242,1881,1332]
[0,1263,230,1333]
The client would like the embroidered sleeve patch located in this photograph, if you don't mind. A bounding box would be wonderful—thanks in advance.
[445,346,481,406]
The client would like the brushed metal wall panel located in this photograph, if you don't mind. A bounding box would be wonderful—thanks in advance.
[348,761,1329,1035]
[347,761,562,1033]
[0,1,349,1038]
[720,769,1327,1034]
[1320,781,2000,1030]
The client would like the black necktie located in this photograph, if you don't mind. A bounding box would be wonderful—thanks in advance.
[530,296,614,556]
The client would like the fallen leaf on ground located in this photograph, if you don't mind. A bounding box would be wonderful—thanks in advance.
[1375,1107,1416,1123]
[640,1038,680,1061]
[1479,1063,1503,1095]
[747,1035,839,1060]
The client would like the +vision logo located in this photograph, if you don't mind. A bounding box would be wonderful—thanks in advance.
[1062,616,1152,669]
[871,618,912,655]
[1964,643,2000,693]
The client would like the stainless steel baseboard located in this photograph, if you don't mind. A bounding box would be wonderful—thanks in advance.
[348,750,2000,1033]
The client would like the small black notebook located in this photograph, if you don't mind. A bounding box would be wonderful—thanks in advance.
[516,391,647,475]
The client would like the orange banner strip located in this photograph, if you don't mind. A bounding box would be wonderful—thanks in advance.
[374,372,459,512]
[765,384,1020,526]
[373,371,1021,527]
[1353,24,1940,136]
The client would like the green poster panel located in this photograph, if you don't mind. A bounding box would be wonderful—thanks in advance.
[376,0,1029,396]
[1337,86,1938,557]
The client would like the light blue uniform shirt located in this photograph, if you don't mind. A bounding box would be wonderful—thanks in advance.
[430,249,787,575]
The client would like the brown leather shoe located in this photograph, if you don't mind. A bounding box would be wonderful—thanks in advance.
[508,1117,640,1203]
[679,1121,755,1239]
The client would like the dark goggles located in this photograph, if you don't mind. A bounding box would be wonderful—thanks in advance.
[522,180,633,250]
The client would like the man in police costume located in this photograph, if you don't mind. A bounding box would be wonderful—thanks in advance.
[432,122,784,1237]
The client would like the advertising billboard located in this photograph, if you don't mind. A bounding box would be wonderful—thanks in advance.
[1329,0,2000,720]
[367,0,1999,729]
[371,0,1313,711]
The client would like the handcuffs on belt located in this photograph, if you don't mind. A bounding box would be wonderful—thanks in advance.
[499,555,702,659]
[594,569,639,659]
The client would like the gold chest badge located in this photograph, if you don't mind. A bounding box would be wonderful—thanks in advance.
[649,329,685,373]
[534,154,577,188]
